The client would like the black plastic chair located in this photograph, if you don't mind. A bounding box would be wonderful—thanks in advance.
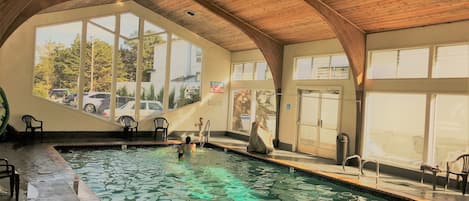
[118,115,138,140]
[0,158,19,201]
[21,114,44,142]
[445,154,469,195]
[153,117,169,141]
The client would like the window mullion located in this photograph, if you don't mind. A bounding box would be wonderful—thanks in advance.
[163,33,172,112]
[110,14,120,121]
[77,20,87,111]
[396,50,400,79]
[134,17,144,120]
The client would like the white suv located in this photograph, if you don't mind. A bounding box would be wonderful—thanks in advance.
[103,100,163,120]
[83,92,111,113]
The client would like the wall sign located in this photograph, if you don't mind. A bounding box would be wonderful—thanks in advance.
[210,81,224,93]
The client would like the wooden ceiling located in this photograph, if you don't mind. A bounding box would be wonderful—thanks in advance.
[4,0,469,51]
[322,0,469,33]
[134,0,256,51]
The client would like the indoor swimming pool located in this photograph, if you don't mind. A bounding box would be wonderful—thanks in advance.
[60,146,391,201]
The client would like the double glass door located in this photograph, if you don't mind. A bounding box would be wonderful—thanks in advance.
[297,89,340,159]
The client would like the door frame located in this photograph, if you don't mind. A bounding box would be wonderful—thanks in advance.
[295,86,343,157]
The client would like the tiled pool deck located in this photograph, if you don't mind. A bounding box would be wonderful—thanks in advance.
[0,136,467,201]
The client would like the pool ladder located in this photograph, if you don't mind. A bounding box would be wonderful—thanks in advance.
[342,155,380,184]
[200,120,211,148]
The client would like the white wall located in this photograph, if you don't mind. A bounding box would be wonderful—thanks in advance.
[0,1,231,133]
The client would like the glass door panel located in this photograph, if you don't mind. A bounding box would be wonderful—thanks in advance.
[298,90,320,154]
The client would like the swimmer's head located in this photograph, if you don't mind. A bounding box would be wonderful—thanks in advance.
[185,136,191,144]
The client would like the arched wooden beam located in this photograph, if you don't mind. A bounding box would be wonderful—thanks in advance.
[304,0,365,89]
[193,0,284,147]
[0,0,72,47]
[192,0,283,91]
[304,0,366,154]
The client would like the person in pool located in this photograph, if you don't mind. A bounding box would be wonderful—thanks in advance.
[178,136,196,160]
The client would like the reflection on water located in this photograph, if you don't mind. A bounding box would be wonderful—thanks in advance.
[61,147,386,201]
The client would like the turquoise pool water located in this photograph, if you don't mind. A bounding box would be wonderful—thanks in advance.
[61,146,387,201]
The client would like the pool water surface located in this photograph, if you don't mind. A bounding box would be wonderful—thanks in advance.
[61,146,387,201]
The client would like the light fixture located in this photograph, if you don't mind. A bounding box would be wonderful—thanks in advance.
[185,10,196,16]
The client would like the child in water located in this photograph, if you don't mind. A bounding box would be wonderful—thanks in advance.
[178,136,196,160]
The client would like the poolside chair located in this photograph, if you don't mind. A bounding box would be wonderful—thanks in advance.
[21,114,44,142]
[153,117,169,141]
[0,158,19,201]
[118,115,138,140]
[445,154,469,195]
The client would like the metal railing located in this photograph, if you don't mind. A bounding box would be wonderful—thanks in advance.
[200,120,211,148]
[342,154,380,184]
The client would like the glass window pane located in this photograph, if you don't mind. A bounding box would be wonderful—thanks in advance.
[433,94,469,168]
[143,20,164,35]
[433,45,469,78]
[120,13,139,39]
[364,92,426,168]
[231,89,252,133]
[115,13,138,120]
[89,15,115,32]
[140,33,167,120]
[232,64,243,80]
[242,63,254,80]
[255,62,267,80]
[312,56,330,79]
[265,65,273,80]
[369,51,398,79]
[169,35,202,110]
[397,48,429,78]
[295,58,312,80]
[83,22,114,118]
[33,21,82,109]
[331,55,349,79]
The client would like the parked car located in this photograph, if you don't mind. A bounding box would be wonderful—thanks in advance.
[49,88,70,102]
[62,93,78,107]
[102,100,163,120]
[82,92,111,113]
[96,96,134,115]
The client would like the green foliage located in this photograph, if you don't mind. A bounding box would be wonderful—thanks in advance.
[141,89,147,101]
[157,87,164,103]
[175,85,201,108]
[117,86,129,97]
[168,88,176,109]
[147,84,156,101]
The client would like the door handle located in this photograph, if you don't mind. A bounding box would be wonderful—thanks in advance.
[320,120,323,128]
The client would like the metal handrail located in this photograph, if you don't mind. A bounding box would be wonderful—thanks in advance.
[200,120,211,148]
[362,159,380,184]
[342,154,380,184]
[343,155,362,179]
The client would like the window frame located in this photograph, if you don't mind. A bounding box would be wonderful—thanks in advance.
[367,46,431,80]
[293,53,350,80]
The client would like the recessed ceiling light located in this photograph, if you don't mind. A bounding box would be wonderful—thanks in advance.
[185,10,196,16]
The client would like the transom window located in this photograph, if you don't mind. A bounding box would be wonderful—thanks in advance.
[368,48,429,79]
[433,44,469,78]
[294,54,349,80]
[232,61,272,81]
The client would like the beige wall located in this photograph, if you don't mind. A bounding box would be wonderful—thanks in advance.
[280,39,357,152]
[0,2,231,132]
